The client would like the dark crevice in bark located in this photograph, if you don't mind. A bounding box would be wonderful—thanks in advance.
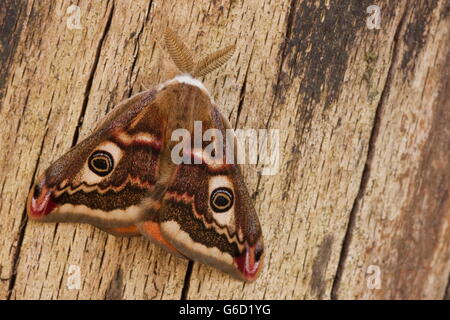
[264,0,296,131]
[180,261,194,300]
[6,211,27,300]
[71,1,115,147]
[252,0,296,200]
[330,6,409,299]
[234,44,254,129]
[127,0,153,98]
[7,125,50,299]
[6,2,114,298]
[444,273,450,299]
[0,0,27,104]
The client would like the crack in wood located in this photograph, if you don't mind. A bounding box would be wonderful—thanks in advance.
[250,0,297,203]
[71,1,115,147]
[0,0,27,103]
[180,261,194,300]
[6,125,50,299]
[126,0,153,98]
[5,0,115,300]
[264,0,296,132]
[105,267,124,300]
[234,43,254,130]
[330,5,410,300]
[445,273,450,300]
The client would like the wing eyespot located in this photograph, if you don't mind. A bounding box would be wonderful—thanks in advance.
[210,187,234,213]
[88,150,114,176]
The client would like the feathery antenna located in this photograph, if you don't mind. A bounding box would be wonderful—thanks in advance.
[164,27,194,73]
[193,44,236,77]
[164,27,235,78]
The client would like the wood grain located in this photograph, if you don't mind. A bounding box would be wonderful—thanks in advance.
[0,0,448,300]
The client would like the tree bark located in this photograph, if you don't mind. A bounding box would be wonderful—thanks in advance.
[0,0,448,299]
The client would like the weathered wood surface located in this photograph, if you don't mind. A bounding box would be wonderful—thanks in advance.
[0,0,449,300]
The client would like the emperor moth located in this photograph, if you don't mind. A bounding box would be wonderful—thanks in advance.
[26,28,264,282]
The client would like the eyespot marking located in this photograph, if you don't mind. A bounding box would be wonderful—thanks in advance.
[88,151,114,176]
[78,141,123,185]
[208,176,235,227]
[210,187,234,213]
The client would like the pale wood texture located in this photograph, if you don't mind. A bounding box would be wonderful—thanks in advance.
[0,0,449,300]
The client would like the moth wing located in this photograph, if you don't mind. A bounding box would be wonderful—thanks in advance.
[136,154,186,258]
[138,220,187,258]
[156,105,264,281]
[93,90,152,132]
[100,225,141,237]
[27,88,176,234]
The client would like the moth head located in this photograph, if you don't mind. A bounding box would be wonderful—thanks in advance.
[27,90,160,227]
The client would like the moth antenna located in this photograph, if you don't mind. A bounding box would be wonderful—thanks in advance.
[154,39,180,80]
[193,44,236,78]
[164,27,195,74]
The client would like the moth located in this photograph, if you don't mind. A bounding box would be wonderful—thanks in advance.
[26,28,264,282]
